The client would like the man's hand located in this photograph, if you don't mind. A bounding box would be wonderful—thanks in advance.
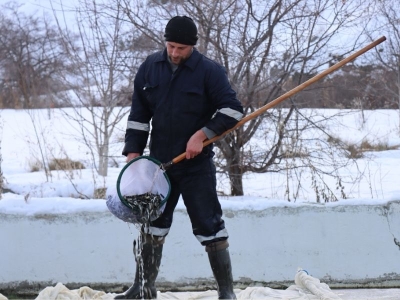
[126,153,140,163]
[186,129,207,159]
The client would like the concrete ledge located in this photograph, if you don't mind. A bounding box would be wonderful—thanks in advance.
[1,200,400,296]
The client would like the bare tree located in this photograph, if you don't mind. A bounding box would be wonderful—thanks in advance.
[50,0,135,177]
[0,2,68,109]
[366,0,400,133]
[111,0,377,199]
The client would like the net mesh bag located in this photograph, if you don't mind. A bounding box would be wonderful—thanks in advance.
[106,156,170,224]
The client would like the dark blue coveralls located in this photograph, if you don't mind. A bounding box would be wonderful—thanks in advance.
[123,48,243,245]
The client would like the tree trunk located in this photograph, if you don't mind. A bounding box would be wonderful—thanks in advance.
[98,144,109,177]
[228,159,244,196]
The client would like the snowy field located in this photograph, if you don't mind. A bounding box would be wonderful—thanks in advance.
[1,108,400,299]
[1,108,400,202]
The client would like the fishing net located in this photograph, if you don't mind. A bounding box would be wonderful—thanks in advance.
[106,156,170,224]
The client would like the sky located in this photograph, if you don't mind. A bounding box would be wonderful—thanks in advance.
[1,108,400,298]
[1,0,76,13]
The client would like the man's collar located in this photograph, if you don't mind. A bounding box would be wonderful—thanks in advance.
[183,48,200,71]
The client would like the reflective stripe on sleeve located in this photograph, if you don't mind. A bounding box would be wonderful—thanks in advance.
[218,108,243,121]
[127,120,150,132]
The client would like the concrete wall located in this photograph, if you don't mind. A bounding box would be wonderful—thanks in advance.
[1,200,400,295]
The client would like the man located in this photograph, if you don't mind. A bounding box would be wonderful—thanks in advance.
[115,16,243,300]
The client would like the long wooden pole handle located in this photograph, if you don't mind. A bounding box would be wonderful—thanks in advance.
[168,36,386,167]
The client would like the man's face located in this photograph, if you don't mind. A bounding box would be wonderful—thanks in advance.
[166,42,193,65]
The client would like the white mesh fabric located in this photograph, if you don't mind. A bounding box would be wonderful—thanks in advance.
[119,158,169,201]
[106,157,170,224]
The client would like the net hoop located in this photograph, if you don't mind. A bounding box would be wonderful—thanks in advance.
[105,156,171,224]
[117,156,171,209]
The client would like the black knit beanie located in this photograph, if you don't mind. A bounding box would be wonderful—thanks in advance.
[164,16,198,45]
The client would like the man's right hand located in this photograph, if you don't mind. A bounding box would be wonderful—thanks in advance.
[126,153,140,163]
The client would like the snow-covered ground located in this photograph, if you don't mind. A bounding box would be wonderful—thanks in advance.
[1,108,400,299]
[1,108,400,202]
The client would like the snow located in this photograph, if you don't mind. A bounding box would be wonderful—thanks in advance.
[1,108,400,210]
[1,108,400,299]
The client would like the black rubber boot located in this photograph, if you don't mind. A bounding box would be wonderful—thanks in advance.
[206,240,236,300]
[114,234,164,299]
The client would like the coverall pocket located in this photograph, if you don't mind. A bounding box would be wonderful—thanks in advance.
[181,86,206,115]
[143,82,159,108]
